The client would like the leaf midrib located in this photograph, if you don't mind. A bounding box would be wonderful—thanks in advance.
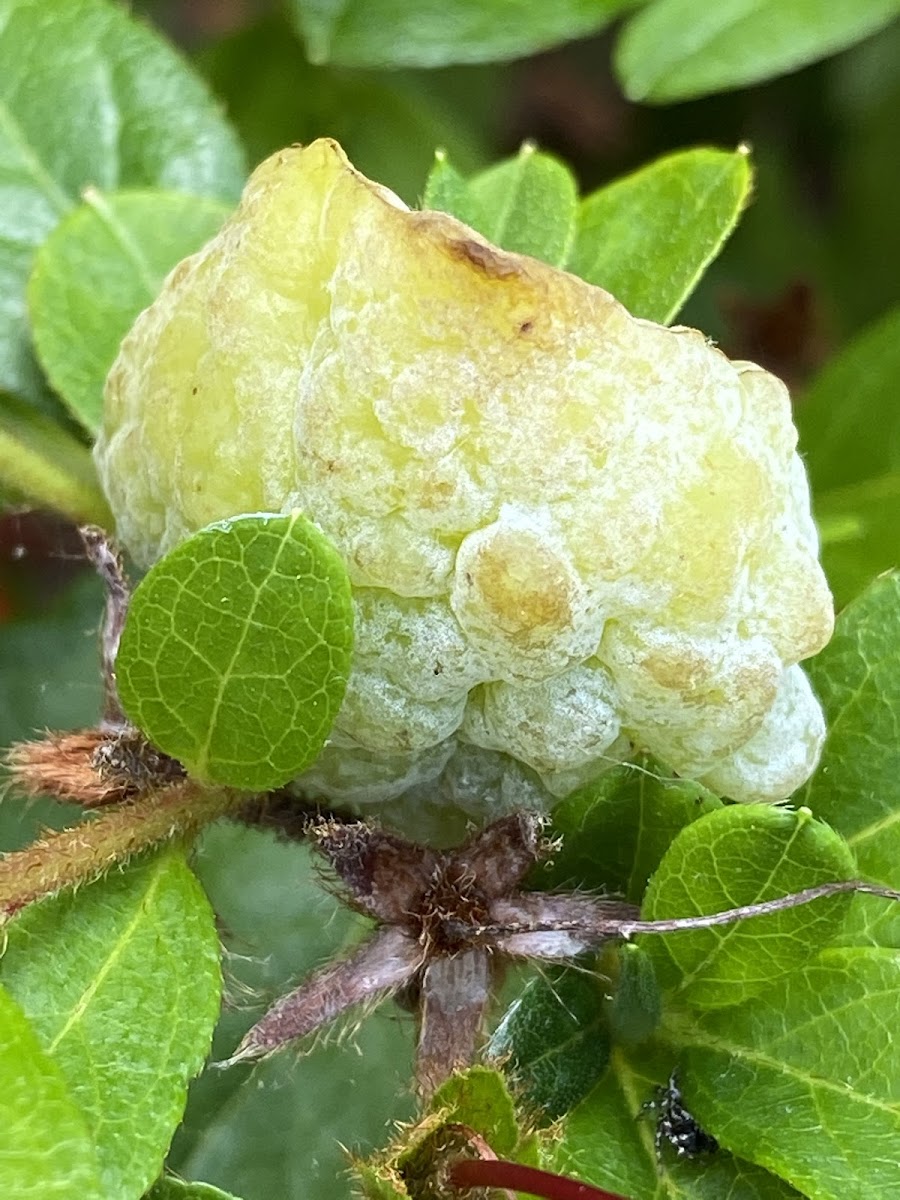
[195,513,301,775]
[46,860,164,1054]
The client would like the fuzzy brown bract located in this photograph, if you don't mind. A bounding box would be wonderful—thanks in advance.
[225,813,639,1095]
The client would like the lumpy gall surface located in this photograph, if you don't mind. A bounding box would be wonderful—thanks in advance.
[95,139,834,807]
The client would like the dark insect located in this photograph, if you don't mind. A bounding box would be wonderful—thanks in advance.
[643,1071,719,1160]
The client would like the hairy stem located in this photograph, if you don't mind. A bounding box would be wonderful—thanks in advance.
[0,781,245,919]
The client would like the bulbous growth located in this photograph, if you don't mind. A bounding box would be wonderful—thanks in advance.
[94,139,833,807]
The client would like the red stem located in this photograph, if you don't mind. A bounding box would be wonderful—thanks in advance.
[449,1157,629,1200]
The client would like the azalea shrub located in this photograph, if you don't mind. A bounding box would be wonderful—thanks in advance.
[1,3,899,1200]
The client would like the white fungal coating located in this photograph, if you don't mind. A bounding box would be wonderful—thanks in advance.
[94,139,834,806]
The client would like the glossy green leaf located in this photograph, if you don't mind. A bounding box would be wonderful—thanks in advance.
[488,967,611,1119]
[816,473,900,606]
[290,0,641,68]
[569,146,753,323]
[553,1047,802,1200]
[28,190,230,434]
[797,307,900,492]
[0,0,244,410]
[145,1178,241,1200]
[641,805,856,1007]
[802,572,900,945]
[2,847,221,1200]
[680,947,900,1200]
[544,758,721,900]
[116,513,354,790]
[168,823,415,1200]
[0,985,103,1198]
[616,0,900,102]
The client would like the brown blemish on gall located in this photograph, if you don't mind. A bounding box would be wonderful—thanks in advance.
[446,237,521,279]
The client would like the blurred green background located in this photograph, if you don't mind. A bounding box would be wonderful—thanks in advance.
[1,2,898,1196]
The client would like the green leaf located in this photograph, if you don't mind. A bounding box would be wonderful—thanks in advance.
[28,190,230,434]
[488,967,611,1120]
[615,0,900,103]
[290,0,642,68]
[679,947,900,1200]
[553,1047,802,1200]
[0,0,244,409]
[641,805,856,1008]
[0,985,103,1198]
[168,823,415,1200]
[797,306,900,492]
[606,943,662,1045]
[422,151,480,226]
[0,391,112,524]
[569,146,753,323]
[816,473,900,606]
[802,572,900,945]
[465,145,578,266]
[355,1066,533,1200]
[422,144,578,267]
[429,1066,520,1155]
[353,1165,407,1200]
[145,1178,241,1200]
[1,847,221,1200]
[116,512,354,790]
[544,758,722,901]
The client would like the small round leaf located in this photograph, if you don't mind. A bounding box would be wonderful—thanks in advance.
[116,513,354,790]
[641,804,857,1009]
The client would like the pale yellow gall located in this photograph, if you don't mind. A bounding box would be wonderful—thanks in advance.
[95,139,833,807]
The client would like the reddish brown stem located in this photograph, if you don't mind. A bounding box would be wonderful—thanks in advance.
[449,1157,630,1200]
